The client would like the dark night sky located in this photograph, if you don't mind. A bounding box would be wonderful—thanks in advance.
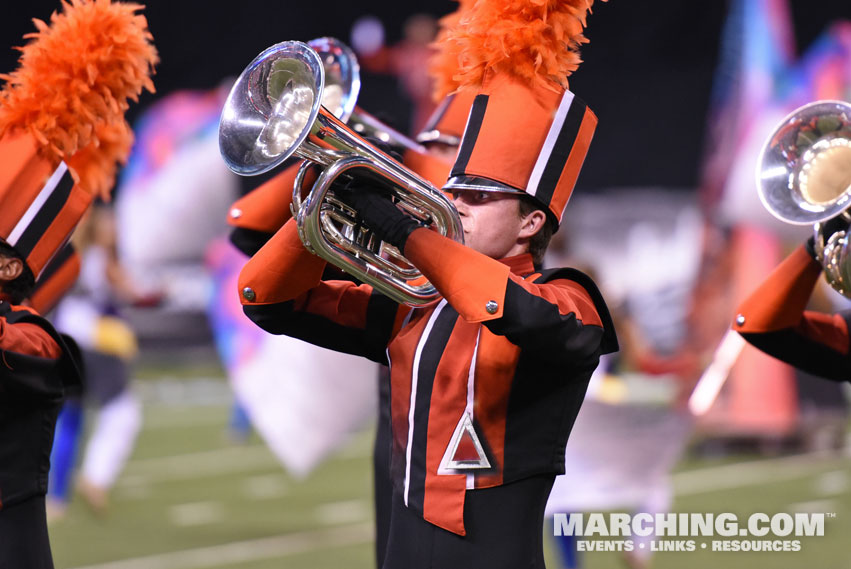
[1,1,848,190]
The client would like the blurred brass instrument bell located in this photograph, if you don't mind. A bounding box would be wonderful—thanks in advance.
[757,100,851,298]
[307,37,428,156]
[219,40,463,307]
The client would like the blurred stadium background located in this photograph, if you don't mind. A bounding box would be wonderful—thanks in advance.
[3,0,851,567]
[45,375,851,568]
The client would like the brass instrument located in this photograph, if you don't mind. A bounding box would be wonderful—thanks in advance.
[219,41,463,306]
[757,100,851,297]
[309,37,433,155]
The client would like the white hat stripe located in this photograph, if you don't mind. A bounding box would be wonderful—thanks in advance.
[7,162,69,247]
[526,90,575,198]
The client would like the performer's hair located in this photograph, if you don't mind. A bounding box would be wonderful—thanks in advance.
[0,241,35,304]
[518,197,553,267]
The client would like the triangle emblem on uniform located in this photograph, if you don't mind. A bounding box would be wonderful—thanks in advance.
[438,412,491,473]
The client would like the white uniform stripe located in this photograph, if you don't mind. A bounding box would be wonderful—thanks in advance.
[7,162,69,246]
[525,91,575,198]
[465,330,482,490]
[404,299,448,506]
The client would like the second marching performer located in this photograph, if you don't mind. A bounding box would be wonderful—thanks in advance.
[238,0,617,566]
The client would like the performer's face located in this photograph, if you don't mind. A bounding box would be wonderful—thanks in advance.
[451,190,546,259]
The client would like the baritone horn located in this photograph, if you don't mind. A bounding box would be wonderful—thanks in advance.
[309,37,438,160]
[757,100,851,297]
[218,41,463,307]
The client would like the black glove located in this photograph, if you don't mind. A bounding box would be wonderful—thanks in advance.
[806,212,849,261]
[333,179,422,253]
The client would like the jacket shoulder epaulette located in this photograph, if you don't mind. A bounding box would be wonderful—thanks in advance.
[529,267,619,354]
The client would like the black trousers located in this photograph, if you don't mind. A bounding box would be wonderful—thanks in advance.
[0,496,54,569]
[382,474,555,569]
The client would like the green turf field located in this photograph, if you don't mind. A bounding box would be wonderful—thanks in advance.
[49,374,851,569]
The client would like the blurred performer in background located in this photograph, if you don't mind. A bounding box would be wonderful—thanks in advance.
[0,0,156,565]
[544,205,722,569]
[111,83,250,444]
[50,206,158,516]
[238,1,617,566]
[350,13,440,134]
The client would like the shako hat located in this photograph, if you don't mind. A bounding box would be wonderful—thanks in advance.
[0,0,157,278]
[438,0,602,228]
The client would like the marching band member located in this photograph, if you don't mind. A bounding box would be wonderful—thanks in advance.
[226,21,478,562]
[735,97,851,382]
[27,244,86,521]
[225,63,475,569]
[0,0,156,564]
[734,220,850,381]
[51,206,153,516]
[238,0,616,566]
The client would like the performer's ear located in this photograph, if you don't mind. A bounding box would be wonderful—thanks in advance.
[0,256,24,283]
[518,208,547,240]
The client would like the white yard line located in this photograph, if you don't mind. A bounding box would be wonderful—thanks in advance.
[119,431,373,487]
[72,443,850,569]
[673,447,851,496]
[118,446,278,486]
[67,523,374,569]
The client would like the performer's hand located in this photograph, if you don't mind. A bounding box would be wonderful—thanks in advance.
[333,179,422,253]
[806,212,849,261]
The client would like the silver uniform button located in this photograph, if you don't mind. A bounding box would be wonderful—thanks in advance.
[230,207,243,219]
[735,314,745,326]
[242,287,256,302]
[485,300,499,314]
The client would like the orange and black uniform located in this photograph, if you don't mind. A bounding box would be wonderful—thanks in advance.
[239,220,617,564]
[735,245,850,382]
[0,299,80,569]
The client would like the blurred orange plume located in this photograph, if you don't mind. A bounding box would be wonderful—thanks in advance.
[429,0,476,102]
[0,0,158,200]
[437,0,602,95]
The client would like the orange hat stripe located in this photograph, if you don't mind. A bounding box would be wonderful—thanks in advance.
[29,244,79,314]
[0,134,57,237]
[460,89,558,192]
[549,107,597,222]
[25,185,91,278]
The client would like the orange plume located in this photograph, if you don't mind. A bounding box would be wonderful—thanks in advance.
[0,0,158,199]
[64,120,135,200]
[440,0,601,94]
[429,0,476,102]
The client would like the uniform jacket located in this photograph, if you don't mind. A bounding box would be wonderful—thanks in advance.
[239,221,618,535]
[735,245,850,382]
[0,300,80,511]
